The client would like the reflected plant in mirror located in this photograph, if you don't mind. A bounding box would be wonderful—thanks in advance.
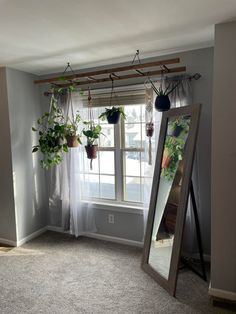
[149,115,190,279]
[142,105,201,296]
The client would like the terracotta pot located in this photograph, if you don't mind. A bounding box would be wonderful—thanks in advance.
[146,123,154,137]
[66,135,79,148]
[107,111,121,124]
[85,145,98,159]
[162,150,171,169]
[155,95,171,112]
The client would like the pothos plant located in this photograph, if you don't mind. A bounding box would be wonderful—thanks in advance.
[82,121,103,169]
[32,94,68,169]
[83,121,103,146]
[169,117,190,137]
[99,106,126,124]
[161,136,186,181]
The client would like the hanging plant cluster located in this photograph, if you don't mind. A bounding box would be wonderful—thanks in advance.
[161,117,190,181]
[32,86,126,170]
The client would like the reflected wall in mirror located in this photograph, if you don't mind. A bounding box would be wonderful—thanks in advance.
[142,104,201,296]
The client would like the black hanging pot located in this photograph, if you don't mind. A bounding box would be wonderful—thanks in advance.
[171,126,184,138]
[155,95,171,112]
[107,111,121,124]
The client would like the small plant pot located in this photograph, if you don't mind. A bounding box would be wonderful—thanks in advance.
[107,111,121,124]
[66,135,79,148]
[146,123,154,137]
[155,95,171,112]
[85,145,98,159]
[171,126,184,138]
[162,150,171,169]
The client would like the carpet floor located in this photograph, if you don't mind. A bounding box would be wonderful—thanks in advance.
[0,231,232,314]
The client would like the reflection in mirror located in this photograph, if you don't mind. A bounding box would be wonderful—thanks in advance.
[148,115,191,279]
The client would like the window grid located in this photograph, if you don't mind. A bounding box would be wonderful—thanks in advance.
[83,103,147,205]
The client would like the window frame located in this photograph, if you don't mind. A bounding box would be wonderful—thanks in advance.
[82,88,148,207]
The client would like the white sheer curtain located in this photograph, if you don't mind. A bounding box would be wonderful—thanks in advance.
[48,92,97,237]
[143,76,198,253]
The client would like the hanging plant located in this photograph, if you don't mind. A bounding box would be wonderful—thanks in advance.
[32,94,68,169]
[83,121,103,169]
[150,79,179,112]
[63,112,82,148]
[60,89,83,148]
[169,117,190,138]
[98,77,126,124]
[146,122,154,137]
[99,106,126,124]
[161,136,185,181]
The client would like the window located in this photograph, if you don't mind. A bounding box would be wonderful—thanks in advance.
[82,89,149,206]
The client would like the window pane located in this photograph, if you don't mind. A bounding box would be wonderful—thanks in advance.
[100,175,115,199]
[124,151,140,177]
[84,152,99,174]
[99,124,114,147]
[141,123,146,149]
[85,174,100,198]
[124,123,142,148]
[141,105,145,123]
[100,151,115,175]
[124,105,141,123]
[124,177,141,202]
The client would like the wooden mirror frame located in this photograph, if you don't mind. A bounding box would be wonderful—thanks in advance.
[141,104,201,296]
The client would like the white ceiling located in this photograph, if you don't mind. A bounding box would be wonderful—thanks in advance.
[0,0,236,75]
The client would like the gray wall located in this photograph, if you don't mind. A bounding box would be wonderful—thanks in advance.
[42,47,213,253]
[211,21,236,294]
[5,68,48,241]
[0,68,17,242]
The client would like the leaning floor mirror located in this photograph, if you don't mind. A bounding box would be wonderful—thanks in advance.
[142,104,201,296]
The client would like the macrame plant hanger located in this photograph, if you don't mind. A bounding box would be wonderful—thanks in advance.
[145,85,154,165]
[87,87,95,170]
[132,50,155,165]
[63,63,76,125]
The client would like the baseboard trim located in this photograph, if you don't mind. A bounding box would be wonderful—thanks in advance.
[0,237,17,246]
[209,287,236,301]
[84,232,144,248]
[46,225,143,248]
[16,226,47,247]
[47,225,65,233]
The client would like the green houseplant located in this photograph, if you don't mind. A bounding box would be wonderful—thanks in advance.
[64,112,82,147]
[32,95,68,169]
[169,117,189,137]
[99,106,126,124]
[83,121,103,169]
[161,136,185,181]
[150,80,179,112]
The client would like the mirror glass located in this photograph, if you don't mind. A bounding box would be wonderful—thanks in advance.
[148,114,191,279]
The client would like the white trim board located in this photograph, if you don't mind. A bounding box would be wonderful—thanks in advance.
[84,232,143,248]
[16,227,47,247]
[47,226,143,247]
[0,237,17,247]
[209,287,236,302]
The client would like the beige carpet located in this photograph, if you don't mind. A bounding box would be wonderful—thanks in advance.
[0,231,232,314]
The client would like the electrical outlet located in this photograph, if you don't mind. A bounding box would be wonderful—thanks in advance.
[108,214,115,224]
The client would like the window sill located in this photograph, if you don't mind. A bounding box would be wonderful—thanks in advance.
[82,200,146,215]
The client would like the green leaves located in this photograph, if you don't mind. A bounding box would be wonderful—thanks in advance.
[32,147,38,153]
[32,127,37,132]
[99,106,126,121]
[82,121,103,146]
